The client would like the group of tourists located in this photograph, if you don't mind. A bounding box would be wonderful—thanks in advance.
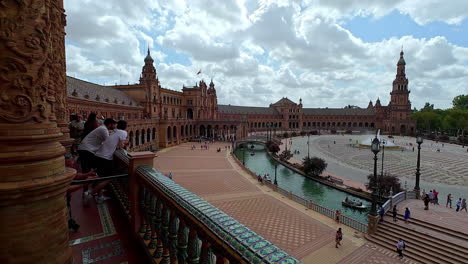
[420,190,467,212]
[68,113,129,205]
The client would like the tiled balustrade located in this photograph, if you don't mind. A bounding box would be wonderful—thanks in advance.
[111,150,301,264]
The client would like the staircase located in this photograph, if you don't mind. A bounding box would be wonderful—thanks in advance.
[366,214,468,264]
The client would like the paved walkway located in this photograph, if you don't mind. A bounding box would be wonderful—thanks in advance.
[154,142,414,263]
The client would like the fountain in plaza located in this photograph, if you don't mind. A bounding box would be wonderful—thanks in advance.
[359,129,401,149]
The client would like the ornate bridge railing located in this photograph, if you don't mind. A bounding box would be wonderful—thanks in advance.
[381,190,416,215]
[112,150,301,264]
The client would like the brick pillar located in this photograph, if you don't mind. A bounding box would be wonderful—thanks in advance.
[367,214,379,235]
[0,1,75,263]
[128,151,156,234]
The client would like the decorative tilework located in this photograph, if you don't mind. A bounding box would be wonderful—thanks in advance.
[136,165,301,264]
[69,203,116,246]
[82,240,123,264]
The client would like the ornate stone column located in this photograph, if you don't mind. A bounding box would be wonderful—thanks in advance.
[0,1,75,263]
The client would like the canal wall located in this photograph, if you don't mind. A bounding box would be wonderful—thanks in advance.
[230,151,369,233]
[266,151,372,201]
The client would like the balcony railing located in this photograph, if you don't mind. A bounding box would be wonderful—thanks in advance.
[111,150,301,264]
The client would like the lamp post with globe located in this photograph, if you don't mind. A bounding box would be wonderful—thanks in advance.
[414,135,423,198]
[370,136,381,216]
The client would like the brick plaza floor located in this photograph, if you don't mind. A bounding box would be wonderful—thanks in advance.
[153,142,415,263]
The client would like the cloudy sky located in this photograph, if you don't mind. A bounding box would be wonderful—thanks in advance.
[64,0,468,110]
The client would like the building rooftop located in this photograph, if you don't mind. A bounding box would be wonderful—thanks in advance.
[67,76,141,107]
[303,107,375,116]
[218,105,281,115]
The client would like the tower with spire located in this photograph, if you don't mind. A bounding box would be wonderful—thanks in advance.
[139,48,160,118]
[385,49,414,134]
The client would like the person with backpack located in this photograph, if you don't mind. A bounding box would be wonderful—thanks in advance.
[396,239,406,258]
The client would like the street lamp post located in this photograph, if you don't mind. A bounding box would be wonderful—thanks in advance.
[370,136,380,216]
[274,163,278,185]
[414,135,423,198]
[307,133,310,159]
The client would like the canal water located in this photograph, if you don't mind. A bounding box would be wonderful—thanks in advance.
[235,145,370,223]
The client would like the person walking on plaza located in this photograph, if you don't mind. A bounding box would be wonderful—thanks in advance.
[396,239,406,259]
[335,228,343,248]
[392,205,398,222]
[462,198,467,212]
[404,208,411,224]
[433,189,439,204]
[335,210,341,223]
[428,190,434,204]
[446,193,452,208]
[456,198,462,212]
[423,194,430,210]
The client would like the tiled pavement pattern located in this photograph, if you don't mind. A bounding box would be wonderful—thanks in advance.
[310,135,468,186]
[154,142,414,263]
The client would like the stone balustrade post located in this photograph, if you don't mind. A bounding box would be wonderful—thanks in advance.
[187,230,201,264]
[0,1,76,263]
[128,151,155,234]
[169,211,179,263]
[177,220,189,264]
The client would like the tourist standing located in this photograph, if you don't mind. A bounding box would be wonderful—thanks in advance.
[81,113,100,140]
[433,189,439,204]
[168,172,173,180]
[456,198,462,212]
[404,208,410,224]
[396,239,406,259]
[446,194,452,208]
[335,228,343,248]
[335,210,341,223]
[392,205,398,222]
[461,198,467,212]
[428,190,434,204]
[78,118,117,173]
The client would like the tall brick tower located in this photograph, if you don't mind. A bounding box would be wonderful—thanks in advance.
[388,50,414,134]
[139,49,160,118]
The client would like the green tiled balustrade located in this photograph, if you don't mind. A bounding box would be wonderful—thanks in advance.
[137,165,301,264]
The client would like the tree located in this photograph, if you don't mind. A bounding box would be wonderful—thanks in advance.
[421,102,434,112]
[266,140,280,154]
[283,132,289,138]
[279,150,293,161]
[291,131,297,137]
[366,173,402,197]
[300,131,306,136]
[453,94,468,110]
[301,156,327,177]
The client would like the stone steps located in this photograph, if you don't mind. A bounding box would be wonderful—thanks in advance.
[378,223,467,264]
[367,218,468,264]
[388,212,468,241]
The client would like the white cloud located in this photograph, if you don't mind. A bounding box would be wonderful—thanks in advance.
[65,0,468,110]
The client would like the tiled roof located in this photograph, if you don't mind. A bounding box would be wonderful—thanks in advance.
[66,76,141,107]
[272,97,296,105]
[303,107,375,116]
[218,105,280,115]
